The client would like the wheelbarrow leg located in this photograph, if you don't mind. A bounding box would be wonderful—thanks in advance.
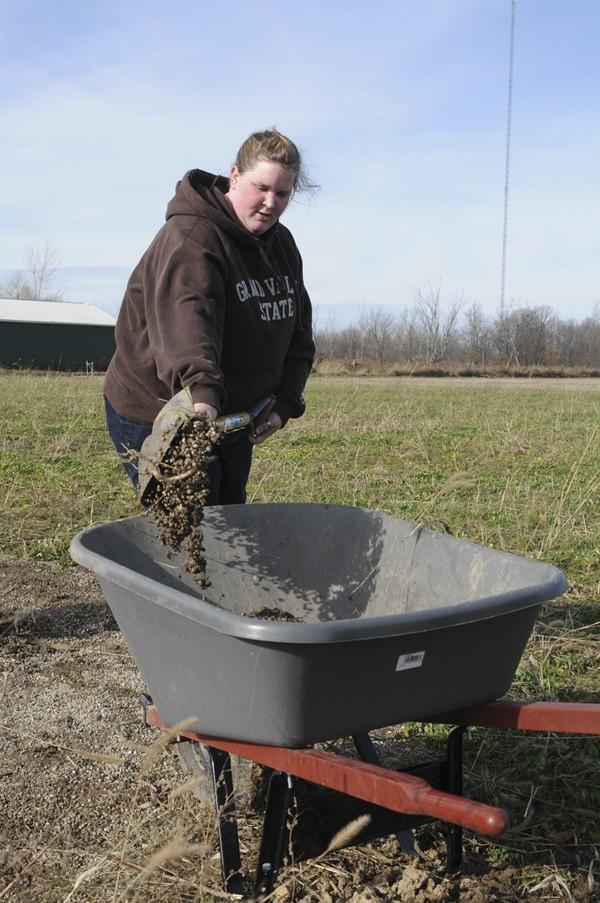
[444,726,465,872]
[254,771,293,896]
[352,733,415,855]
[205,746,245,895]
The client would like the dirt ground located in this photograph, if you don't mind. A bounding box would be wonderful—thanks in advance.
[0,557,594,902]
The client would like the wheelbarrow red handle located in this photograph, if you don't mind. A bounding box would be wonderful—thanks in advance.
[230,745,508,837]
[429,700,600,735]
[144,705,508,836]
[412,785,507,836]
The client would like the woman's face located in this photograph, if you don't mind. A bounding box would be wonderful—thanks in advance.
[227,160,295,235]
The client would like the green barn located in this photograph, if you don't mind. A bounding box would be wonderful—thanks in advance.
[0,298,116,371]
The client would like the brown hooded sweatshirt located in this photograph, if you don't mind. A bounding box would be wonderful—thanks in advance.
[104,169,315,425]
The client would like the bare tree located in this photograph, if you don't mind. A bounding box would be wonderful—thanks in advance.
[567,315,600,367]
[396,308,423,363]
[513,305,555,366]
[493,305,519,366]
[0,272,35,300]
[413,286,462,363]
[493,304,555,367]
[554,319,580,367]
[358,307,396,364]
[463,302,492,366]
[26,241,62,300]
[338,324,363,366]
[312,310,340,364]
[0,242,62,301]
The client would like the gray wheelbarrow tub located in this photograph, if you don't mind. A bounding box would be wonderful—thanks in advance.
[70,503,568,747]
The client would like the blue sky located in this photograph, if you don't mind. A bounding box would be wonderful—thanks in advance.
[1,0,599,323]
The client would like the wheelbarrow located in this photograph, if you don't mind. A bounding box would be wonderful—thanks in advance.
[70,503,600,896]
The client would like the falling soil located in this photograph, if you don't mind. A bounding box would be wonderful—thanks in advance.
[143,417,221,587]
[243,606,303,622]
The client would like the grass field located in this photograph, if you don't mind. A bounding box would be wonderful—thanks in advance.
[1,371,599,898]
[2,373,600,580]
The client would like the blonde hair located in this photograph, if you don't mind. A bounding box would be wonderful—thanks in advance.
[234,128,318,194]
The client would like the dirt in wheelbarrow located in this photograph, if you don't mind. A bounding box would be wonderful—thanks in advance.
[243,606,303,622]
[0,557,596,902]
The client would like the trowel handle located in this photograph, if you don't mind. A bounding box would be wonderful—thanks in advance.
[214,395,276,436]
[247,394,277,425]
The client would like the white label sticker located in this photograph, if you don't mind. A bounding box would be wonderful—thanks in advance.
[395,651,426,672]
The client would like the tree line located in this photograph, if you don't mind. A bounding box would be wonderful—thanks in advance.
[314,288,600,371]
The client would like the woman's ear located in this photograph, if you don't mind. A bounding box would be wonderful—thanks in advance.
[229,164,240,188]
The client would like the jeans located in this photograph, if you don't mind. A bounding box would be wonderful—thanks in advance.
[103,395,253,504]
[104,395,152,487]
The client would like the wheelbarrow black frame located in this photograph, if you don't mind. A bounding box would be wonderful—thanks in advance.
[141,696,600,898]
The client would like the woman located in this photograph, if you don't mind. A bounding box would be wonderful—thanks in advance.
[104,128,316,504]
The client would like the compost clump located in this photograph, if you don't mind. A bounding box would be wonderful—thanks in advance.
[243,606,302,623]
[143,417,221,587]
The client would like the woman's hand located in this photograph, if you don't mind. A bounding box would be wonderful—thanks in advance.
[193,402,218,420]
[250,411,283,445]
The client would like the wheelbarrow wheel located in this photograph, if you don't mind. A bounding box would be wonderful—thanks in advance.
[176,740,263,811]
[176,740,214,805]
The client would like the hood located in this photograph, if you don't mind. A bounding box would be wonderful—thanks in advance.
[165,169,279,248]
